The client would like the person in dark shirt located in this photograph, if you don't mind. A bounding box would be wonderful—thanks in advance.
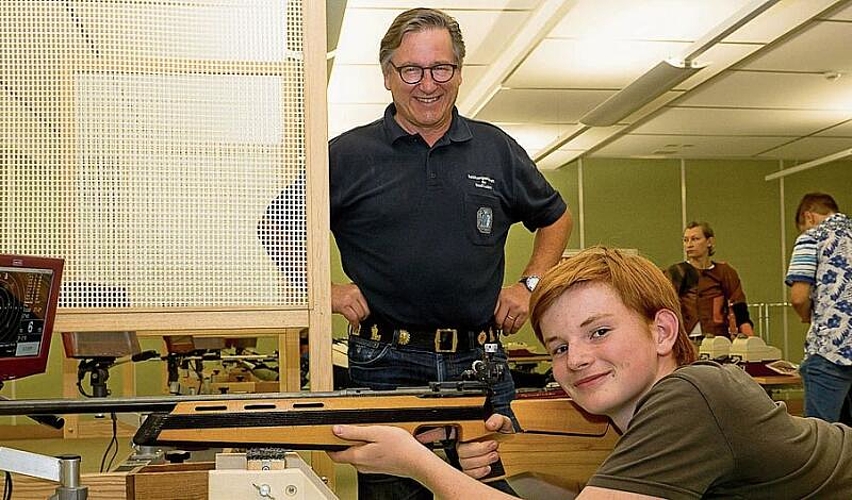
[264,7,572,499]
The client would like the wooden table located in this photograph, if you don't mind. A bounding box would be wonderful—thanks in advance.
[752,374,802,388]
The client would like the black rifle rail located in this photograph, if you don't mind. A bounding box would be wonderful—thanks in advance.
[0,381,488,417]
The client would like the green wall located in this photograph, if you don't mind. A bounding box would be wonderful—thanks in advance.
[1,158,847,436]
[582,158,682,265]
[332,158,852,363]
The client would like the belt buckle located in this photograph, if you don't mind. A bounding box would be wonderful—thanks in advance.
[434,328,458,353]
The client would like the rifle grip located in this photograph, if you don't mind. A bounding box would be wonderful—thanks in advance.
[481,456,507,483]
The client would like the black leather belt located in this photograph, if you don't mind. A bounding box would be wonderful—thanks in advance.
[350,322,499,353]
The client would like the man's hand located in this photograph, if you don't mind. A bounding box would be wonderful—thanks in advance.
[458,414,514,479]
[494,283,530,335]
[331,283,370,328]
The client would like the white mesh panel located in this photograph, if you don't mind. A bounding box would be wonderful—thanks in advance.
[1,0,308,309]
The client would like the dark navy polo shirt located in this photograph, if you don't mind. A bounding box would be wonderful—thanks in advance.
[329,104,567,329]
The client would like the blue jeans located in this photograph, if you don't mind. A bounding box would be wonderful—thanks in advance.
[347,335,517,500]
[799,354,852,422]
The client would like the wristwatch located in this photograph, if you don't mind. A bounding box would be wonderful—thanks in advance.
[519,275,541,293]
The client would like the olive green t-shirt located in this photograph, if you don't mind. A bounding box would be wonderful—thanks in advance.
[588,362,852,499]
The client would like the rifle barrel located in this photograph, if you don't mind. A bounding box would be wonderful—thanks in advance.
[0,382,487,416]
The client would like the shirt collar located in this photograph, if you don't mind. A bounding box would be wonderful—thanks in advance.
[826,212,847,223]
[813,212,848,231]
[382,104,473,145]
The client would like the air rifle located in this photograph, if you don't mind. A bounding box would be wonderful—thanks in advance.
[0,382,616,486]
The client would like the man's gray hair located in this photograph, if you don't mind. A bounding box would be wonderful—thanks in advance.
[379,8,465,73]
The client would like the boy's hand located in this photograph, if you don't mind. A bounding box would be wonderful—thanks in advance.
[328,425,432,476]
[457,414,514,479]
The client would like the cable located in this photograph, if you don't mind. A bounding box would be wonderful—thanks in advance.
[77,378,94,398]
[3,470,12,500]
[106,412,119,471]
[99,412,119,473]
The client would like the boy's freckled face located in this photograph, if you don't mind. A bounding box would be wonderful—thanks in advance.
[540,282,664,425]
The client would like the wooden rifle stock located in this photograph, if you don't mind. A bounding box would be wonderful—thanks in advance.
[128,385,617,487]
[134,391,494,450]
[0,383,617,488]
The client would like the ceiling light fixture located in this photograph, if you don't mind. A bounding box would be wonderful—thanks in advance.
[579,0,781,128]
[764,147,852,181]
[579,59,704,127]
[534,0,782,170]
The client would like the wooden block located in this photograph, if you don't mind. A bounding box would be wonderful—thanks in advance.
[127,462,212,500]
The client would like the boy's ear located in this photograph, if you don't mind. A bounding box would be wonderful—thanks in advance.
[652,309,679,355]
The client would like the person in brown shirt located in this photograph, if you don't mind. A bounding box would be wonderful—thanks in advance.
[665,221,754,343]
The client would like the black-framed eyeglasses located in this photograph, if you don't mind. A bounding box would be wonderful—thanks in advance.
[389,62,458,84]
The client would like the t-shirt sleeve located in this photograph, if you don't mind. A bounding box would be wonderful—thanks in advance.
[587,376,735,500]
[504,136,567,231]
[785,232,818,286]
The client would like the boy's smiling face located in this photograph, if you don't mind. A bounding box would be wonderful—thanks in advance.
[540,281,679,430]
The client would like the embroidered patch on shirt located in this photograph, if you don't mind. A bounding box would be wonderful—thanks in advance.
[467,174,495,191]
[476,207,493,234]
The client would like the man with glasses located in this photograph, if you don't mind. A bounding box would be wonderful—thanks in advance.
[329,7,572,498]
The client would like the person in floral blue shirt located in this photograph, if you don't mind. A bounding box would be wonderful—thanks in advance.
[786,192,852,422]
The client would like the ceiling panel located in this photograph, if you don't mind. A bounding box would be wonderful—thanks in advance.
[631,108,852,136]
[827,2,852,19]
[537,148,585,170]
[452,11,535,65]
[497,123,578,154]
[328,0,852,166]
[346,0,540,8]
[476,88,615,123]
[740,20,852,72]
[594,134,792,158]
[506,38,693,88]
[730,0,843,42]
[677,71,852,109]
[548,0,755,40]
[815,119,852,136]
[757,136,852,159]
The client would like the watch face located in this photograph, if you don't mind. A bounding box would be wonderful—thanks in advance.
[525,276,540,292]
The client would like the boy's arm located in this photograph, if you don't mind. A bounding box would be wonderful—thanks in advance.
[578,486,664,499]
[790,282,813,323]
[328,424,518,499]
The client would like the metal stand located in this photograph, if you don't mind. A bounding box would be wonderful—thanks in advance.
[0,447,88,500]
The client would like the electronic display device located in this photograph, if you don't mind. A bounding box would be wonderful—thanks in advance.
[0,254,64,381]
